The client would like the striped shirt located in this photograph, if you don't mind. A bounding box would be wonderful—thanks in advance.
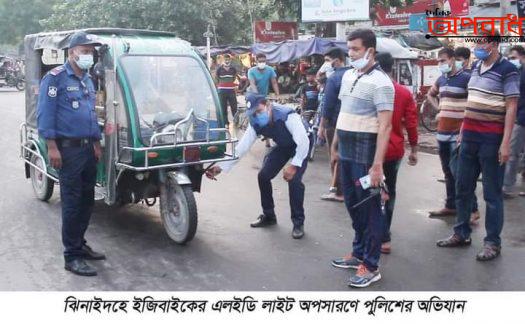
[463,57,520,144]
[216,65,238,90]
[337,65,394,164]
[432,69,470,142]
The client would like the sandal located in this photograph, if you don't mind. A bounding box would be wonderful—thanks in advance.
[437,234,472,247]
[476,244,501,261]
[381,242,391,254]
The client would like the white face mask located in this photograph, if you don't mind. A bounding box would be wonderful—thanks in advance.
[510,59,522,69]
[257,62,266,69]
[349,49,371,70]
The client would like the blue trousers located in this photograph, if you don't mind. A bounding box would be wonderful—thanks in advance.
[58,145,97,262]
[258,146,308,226]
[340,159,383,272]
[454,141,505,246]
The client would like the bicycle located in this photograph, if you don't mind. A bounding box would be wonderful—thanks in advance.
[419,99,438,133]
[232,106,249,131]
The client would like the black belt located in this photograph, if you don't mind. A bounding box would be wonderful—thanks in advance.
[57,138,93,148]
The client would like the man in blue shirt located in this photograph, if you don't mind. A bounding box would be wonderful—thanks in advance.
[503,45,525,197]
[37,31,105,276]
[248,53,280,96]
[317,47,350,202]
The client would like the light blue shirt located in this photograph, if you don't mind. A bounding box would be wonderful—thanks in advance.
[247,66,277,96]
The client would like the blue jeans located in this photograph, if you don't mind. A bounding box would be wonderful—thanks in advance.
[258,146,308,226]
[438,141,458,210]
[340,159,383,272]
[454,141,505,246]
[449,144,479,213]
[58,145,97,262]
[503,124,525,192]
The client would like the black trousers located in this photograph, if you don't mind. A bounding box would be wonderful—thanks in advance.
[218,89,238,124]
[258,146,308,226]
[58,145,97,262]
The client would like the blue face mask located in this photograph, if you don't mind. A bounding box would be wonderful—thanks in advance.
[75,54,94,70]
[455,61,464,70]
[251,111,270,128]
[474,48,491,61]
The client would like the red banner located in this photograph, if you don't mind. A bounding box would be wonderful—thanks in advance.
[254,21,298,43]
[374,0,469,27]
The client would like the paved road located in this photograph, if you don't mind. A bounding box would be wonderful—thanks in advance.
[1,89,525,291]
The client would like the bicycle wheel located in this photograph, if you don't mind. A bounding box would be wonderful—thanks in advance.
[419,99,438,132]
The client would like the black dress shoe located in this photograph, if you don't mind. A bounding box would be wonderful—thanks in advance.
[65,259,97,276]
[292,225,304,239]
[250,214,277,228]
[81,244,106,260]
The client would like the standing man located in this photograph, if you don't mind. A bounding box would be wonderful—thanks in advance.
[330,29,394,288]
[248,53,280,147]
[317,47,350,203]
[437,33,520,261]
[215,54,238,127]
[427,48,479,221]
[248,53,280,97]
[37,31,105,276]
[375,52,419,254]
[503,45,525,197]
[206,94,310,239]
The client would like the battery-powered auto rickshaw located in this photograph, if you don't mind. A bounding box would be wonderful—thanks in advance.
[20,28,238,244]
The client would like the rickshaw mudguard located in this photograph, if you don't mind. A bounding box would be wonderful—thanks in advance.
[159,170,192,186]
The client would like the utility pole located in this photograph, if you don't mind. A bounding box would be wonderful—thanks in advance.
[203,25,214,69]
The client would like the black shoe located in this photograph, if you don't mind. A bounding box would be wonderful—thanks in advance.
[292,225,304,239]
[250,214,277,228]
[81,244,106,260]
[65,259,97,276]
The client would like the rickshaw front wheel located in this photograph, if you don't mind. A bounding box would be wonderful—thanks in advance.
[159,177,197,244]
[29,153,54,201]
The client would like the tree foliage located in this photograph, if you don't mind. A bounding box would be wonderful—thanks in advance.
[0,0,57,44]
[2,0,421,46]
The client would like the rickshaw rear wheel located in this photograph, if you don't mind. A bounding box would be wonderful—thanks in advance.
[159,178,197,244]
[29,153,54,201]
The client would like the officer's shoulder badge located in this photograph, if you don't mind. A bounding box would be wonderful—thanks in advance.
[49,66,65,76]
[48,86,57,98]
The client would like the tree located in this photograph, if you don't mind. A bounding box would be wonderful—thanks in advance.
[40,0,287,46]
[0,0,57,44]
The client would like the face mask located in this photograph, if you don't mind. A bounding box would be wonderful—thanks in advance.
[474,48,491,61]
[251,111,270,128]
[257,62,266,69]
[439,63,452,74]
[75,54,94,70]
[510,59,522,69]
[349,49,371,70]
[455,61,464,70]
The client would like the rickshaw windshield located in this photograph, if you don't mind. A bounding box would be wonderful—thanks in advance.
[120,55,218,145]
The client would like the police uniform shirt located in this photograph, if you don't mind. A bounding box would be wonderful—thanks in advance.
[37,61,102,140]
[219,104,309,172]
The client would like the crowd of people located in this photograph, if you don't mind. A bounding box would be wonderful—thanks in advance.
[209,28,525,288]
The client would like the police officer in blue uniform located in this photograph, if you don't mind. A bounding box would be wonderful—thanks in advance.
[37,31,105,276]
[206,94,310,239]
